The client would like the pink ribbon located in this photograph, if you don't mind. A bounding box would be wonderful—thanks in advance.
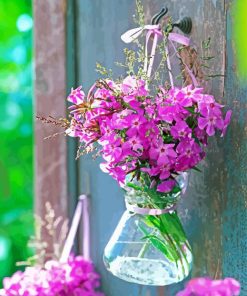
[121,25,162,79]
[144,26,163,78]
[60,194,90,262]
[168,32,190,46]
[168,33,199,87]
[121,25,199,87]
[126,202,176,215]
[166,33,191,88]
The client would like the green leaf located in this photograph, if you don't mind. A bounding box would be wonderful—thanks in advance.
[126,182,143,191]
[142,235,176,261]
[137,221,176,262]
[192,166,202,173]
[184,106,197,114]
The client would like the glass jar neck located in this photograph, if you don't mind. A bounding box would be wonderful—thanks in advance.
[124,185,180,210]
[123,172,188,210]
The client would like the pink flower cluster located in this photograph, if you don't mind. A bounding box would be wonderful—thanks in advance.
[67,76,231,193]
[177,277,240,296]
[0,256,103,296]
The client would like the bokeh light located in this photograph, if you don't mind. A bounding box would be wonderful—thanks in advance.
[16,14,33,32]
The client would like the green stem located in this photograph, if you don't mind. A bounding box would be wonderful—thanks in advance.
[160,213,190,275]
[158,216,185,274]
[136,220,153,258]
[138,239,150,258]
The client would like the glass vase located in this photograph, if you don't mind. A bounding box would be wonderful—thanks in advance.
[103,173,192,286]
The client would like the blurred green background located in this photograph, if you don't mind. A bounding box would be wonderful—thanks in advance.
[0,0,33,284]
[233,0,247,80]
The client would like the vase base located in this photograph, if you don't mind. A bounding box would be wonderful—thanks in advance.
[104,256,190,286]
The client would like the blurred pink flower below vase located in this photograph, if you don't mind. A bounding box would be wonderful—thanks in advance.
[177,277,241,296]
[0,256,104,296]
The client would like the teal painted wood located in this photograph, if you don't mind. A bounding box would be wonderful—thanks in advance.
[73,0,247,295]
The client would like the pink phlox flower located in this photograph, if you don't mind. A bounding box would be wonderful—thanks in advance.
[145,104,156,117]
[85,107,115,122]
[105,79,119,90]
[121,76,148,97]
[155,92,167,105]
[99,118,114,138]
[141,166,160,177]
[167,87,193,107]
[176,139,204,171]
[176,277,240,296]
[122,94,136,104]
[67,86,85,105]
[111,109,134,129]
[158,105,183,123]
[139,148,150,160]
[176,139,202,158]
[2,271,22,291]
[198,110,224,136]
[128,99,143,112]
[100,164,127,185]
[221,110,232,137]
[157,179,176,193]
[197,94,215,104]
[194,127,208,146]
[156,156,173,180]
[93,92,122,110]
[94,88,112,101]
[102,137,123,162]
[79,131,100,146]
[171,120,192,139]
[123,136,143,155]
[180,85,204,103]
[149,140,177,162]
[99,118,121,144]
[198,100,223,118]
[125,114,148,137]
[138,122,159,141]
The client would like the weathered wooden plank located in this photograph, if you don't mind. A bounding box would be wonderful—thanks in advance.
[163,0,228,294]
[34,0,68,245]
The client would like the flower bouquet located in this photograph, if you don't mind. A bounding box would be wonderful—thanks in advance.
[38,4,232,287]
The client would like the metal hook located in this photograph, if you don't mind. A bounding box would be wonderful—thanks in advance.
[151,7,168,25]
[172,17,192,34]
[151,7,192,34]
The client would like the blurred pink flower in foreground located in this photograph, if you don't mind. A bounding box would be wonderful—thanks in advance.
[0,256,104,296]
[177,277,240,296]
